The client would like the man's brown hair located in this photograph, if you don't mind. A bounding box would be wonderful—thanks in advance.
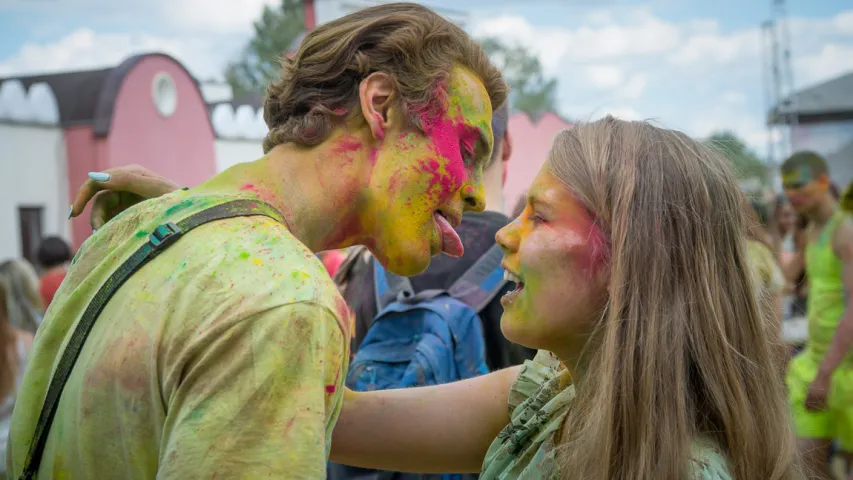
[262,2,508,153]
[780,150,829,177]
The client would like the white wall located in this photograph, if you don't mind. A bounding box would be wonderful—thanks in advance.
[0,124,70,261]
[214,139,264,173]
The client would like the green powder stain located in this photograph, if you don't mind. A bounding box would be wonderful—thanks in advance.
[239,252,250,259]
[164,199,195,216]
[135,230,148,238]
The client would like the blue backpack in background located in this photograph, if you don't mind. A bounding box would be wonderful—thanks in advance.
[328,245,506,480]
[348,243,505,391]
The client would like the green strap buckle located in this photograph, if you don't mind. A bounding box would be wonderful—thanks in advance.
[149,222,183,250]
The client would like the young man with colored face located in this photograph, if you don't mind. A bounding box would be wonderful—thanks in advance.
[335,103,535,373]
[7,4,506,479]
[782,151,853,479]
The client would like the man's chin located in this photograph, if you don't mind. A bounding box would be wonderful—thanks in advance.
[376,245,431,277]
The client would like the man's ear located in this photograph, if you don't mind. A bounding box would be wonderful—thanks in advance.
[501,130,513,164]
[500,131,512,187]
[359,72,395,141]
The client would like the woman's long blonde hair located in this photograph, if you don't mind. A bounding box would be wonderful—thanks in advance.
[0,259,43,334]
[550,118,801,479]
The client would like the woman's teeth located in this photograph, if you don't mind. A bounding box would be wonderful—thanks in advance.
[503,270,522,284]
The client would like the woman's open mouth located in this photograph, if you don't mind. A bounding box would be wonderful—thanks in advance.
[501,270,524,306]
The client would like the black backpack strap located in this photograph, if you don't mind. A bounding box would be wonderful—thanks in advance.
[19,199,282,480]
[447,244,506,312]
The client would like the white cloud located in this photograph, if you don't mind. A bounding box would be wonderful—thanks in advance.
[470,8,853,155]
[583,65,624,89]
[0,28,232,80]
[162,0,278,33]
[720,91,747,106]
[795,43,853,85]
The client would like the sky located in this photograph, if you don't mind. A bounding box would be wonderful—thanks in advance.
[1,0,851,157]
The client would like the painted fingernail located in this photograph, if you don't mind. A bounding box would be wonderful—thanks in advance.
[88,172,111,182]
[92,228,97,234]
[68,206,73,219]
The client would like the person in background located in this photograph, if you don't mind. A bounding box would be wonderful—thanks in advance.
[319,250,348,278]
[333,102,535,373]
[744,198,787,367]
[0,260,43,334]
[775,194,799,257]
[36,236,73,309]
[0,277,34,480]
[781,151,853,480]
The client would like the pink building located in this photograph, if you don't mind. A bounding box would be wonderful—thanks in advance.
[0,53,224,261]
[503,112,574,216]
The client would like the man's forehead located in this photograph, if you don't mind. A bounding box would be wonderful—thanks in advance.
[446,65,494,148]
[448,66,490,110]
[782,166,813,185]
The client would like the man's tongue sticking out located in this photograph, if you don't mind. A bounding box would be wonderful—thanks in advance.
[434,212,464,257]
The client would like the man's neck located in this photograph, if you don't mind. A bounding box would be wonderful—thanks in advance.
[195,133,375,253]
[808,196,838,228]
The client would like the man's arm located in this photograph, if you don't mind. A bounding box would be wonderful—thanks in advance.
[331,365,519,473]
[158,302,346,479]
[815,218,853,380]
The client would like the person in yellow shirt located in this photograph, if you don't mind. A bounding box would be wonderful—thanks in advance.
[782,152,853,479]
[6,4,506,479]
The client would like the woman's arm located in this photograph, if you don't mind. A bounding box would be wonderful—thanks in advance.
[331,365,521,474]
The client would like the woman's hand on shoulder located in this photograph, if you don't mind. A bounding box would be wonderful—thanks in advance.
[69,165,181,230]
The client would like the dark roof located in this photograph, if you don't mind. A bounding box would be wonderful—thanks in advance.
[769,71,853,125]
[2,67,112,127]
[0,52,201,136]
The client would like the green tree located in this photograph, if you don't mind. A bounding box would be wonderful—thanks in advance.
[704,131,769,185]
[225,0,304,98]
[479,37,559,118]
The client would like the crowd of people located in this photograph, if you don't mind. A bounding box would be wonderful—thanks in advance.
[0,2,852,479]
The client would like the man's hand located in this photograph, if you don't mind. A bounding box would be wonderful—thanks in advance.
[805,374,831,412]
[69,165,181,230]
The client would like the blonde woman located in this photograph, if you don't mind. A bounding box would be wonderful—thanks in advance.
[0,277,34,480]
[0,260,43,334]
[72,118,801,479]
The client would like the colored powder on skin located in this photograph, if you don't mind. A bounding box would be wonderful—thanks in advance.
[333,136,362,155]
[240,184,255,191]
[373,113,385,140]
[582,219,610,277]
[324,385,336,394]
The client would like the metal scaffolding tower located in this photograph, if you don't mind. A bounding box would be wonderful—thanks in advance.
[762,0,797,170]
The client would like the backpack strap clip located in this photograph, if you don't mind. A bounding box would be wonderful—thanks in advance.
[149,222,182,250]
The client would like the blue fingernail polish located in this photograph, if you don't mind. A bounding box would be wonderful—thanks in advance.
[88,172,110,182]
[68,206,73,219]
